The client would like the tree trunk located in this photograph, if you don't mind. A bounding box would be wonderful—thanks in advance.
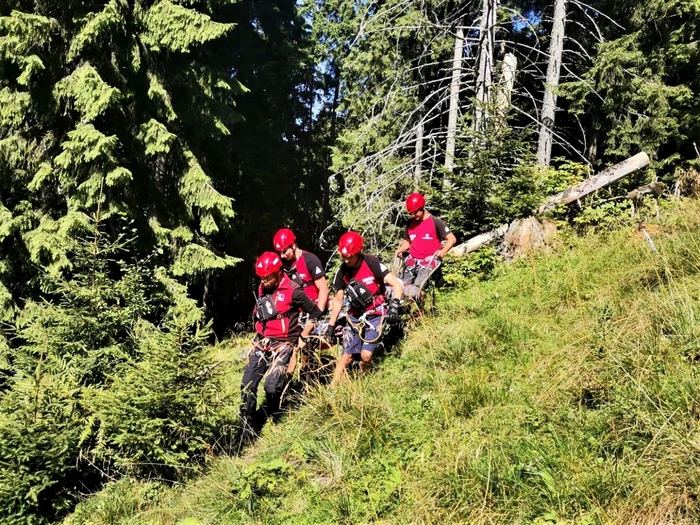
[536,0,567,166]
[322,65,341,229]
[473,0,498,134]
[414,117,424,180]
[329,63,341,144]
[414,66,425,181]
[494,52,517,131]
[444,25,464,173]
[202,271,210,312]
[450,224,509,256]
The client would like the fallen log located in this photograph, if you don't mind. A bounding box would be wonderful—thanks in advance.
[450,152,651,256]
[536,151,650,214]
[595,181,666,205]
[450,224,508,257]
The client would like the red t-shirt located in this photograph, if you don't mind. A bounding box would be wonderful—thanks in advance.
[284,250,325,303]
[405,215,450,259]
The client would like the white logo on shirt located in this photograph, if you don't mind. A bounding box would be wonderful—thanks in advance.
[409,234,416,240]
[422,234,433,240]
[314,267,322,275]
[379,263,388,272]
[362,277,375,285]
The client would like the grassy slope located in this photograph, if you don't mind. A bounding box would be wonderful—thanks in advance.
[66,201,700,525]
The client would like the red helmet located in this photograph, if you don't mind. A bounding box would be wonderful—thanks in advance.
[338,231,363,257]
[273,228,296,251]
[406,192,426,213]
[255,251,283,277]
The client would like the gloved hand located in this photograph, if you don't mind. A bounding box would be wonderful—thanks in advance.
[323,323,336,340]
[385,298,401,324]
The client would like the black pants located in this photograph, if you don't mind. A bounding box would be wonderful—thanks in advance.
[240,342,294,428]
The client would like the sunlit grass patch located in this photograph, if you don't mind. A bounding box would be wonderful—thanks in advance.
[65,200,700,524]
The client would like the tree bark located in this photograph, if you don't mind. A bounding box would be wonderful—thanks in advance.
[322,64,341,229]
[444,25,464,173]
[450,224,509,256]
[329,63,341,144]
[473,0,498,134]
[414,64,425,180]
[536,0,567,166]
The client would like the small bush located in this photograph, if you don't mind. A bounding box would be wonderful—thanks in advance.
[0,226,234,522]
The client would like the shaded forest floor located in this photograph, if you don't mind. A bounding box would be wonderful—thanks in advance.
[66,200,700,524]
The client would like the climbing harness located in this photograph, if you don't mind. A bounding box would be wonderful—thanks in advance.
[345,309,385,344]
[247,337,289,358]
[398,253,441,302]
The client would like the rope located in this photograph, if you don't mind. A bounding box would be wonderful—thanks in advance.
[346,311,385,344]
[280,348,302,404]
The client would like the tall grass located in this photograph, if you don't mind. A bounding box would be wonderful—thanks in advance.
[66,200,700,524]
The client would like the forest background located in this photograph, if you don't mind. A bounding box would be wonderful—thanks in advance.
[2,0,700,520]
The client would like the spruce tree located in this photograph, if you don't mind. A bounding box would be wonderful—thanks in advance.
[0,0,242,330]
[0,1,243,520]
[562,0,700,174]
[0,220,230,521]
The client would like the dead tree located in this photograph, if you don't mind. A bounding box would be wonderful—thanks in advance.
[414,117,424,180]
[537,152,650,213]
[445,25,465,174]
[597,181,666,218]
[452,152,651,255]
[414,60,426,181]
[473,0,498,134]
[451,224,509,256]
[536,0,567,166]
[494,52,517,132]
[597,181,667,204]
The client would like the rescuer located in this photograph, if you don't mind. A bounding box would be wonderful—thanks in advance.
[240,252,322,438]
[324,231,403,385]
[273,227,329,311]
[394,192,457,301]
[273,228,329,374]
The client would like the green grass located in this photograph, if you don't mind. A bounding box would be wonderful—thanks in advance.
[65,200,700,525]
